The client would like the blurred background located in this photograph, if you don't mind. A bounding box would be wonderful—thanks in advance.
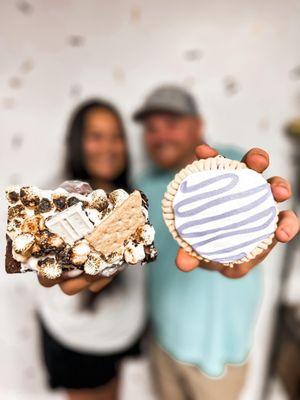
[0,1,299,399]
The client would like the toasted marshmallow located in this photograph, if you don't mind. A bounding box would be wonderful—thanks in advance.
[137,224,155,245]
[13,233,35,256]
[88,189,109,211]
[7,218,22,240]
[109,189,129,207]
[84,251,110,275]
[5,186,20,203]
[37,257,62,279]
[85,208,102,226]
[20,186,41,209]
[7,204,26,221]
[70,240,91,265]
[21,215,45,234]
[36,230,65,252]
[106,247,124,265]
[101,265,121,277]
[21,256,38,272]
[12,249,28,263]
[124,242,145,265]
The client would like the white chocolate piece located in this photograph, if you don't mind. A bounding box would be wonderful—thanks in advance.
[46,203,94,244]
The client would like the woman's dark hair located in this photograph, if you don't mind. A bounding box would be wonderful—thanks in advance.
[64,99,130,310]
[65,99,130,191]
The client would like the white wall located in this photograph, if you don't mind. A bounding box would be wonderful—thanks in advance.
[0,0,299,398]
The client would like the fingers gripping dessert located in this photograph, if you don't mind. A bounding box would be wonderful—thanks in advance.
[162,156,278,267]
[5,181,157,279]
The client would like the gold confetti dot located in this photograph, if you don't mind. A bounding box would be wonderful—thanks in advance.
[70,84,82,98]
[16,0,33,14]
[20,59,34,74]
[9,76,22,89]
[184,49,203,62]
[2,98,16,109]
[223,76,240,96]
[113,67,125,83]
[11,133,23,149]
[130,5,141,23]
[68,35,85,47]
[251,23,264,37]
[258,118,270,132]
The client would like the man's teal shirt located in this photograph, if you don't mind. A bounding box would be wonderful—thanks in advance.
[136,146,262,377]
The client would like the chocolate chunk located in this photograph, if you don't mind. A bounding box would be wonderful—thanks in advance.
[8,191,19,203]
[67,196,80,207]
[143,244,158,263]
[56,246,72,266]
[139,190,149,209]
[5,236,21,273]
[37,256,55,267]
[53,196,67,211]
[38,198,53,213]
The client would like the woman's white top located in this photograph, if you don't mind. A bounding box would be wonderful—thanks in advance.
[37,266,146,354]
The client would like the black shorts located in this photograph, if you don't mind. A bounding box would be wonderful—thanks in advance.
[39,318,142,389]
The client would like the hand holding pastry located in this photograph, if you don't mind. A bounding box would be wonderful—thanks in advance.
[162,144,299,278]
[5,181,157,294]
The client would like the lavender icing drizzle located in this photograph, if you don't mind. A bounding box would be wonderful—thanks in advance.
[173,172,276,263]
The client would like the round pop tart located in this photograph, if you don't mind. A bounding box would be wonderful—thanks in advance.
[162,156,278,267]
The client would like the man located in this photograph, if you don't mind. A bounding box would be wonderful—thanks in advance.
[133,85,299,400]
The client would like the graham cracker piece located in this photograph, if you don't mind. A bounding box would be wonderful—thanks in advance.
[85,190,145,256]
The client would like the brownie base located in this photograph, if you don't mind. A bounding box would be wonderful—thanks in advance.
[5,235,21,273]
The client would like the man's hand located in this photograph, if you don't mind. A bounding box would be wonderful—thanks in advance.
[176,144,300,278]
[38,271,113,295]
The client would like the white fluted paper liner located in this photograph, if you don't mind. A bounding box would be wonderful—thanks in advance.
[162,156,278,268]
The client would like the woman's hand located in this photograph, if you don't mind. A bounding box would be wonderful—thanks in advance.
[176,144,300,278]
[38,271,113,295]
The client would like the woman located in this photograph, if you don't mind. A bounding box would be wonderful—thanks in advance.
[37,100,146,400]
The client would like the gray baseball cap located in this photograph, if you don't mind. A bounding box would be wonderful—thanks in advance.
[133,84,200,121]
